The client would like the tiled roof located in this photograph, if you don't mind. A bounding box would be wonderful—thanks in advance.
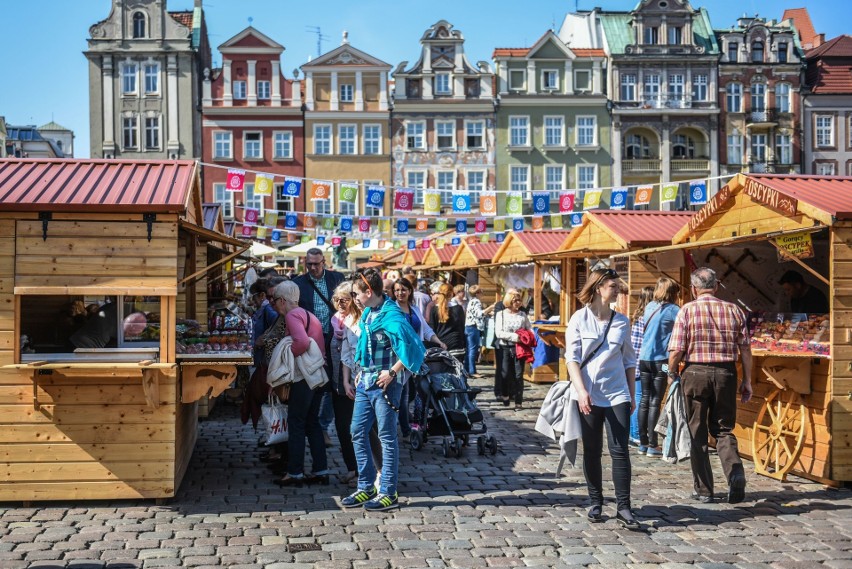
[572,48,606,57]
[492,48,529,57]
[747,174,852,220]
[806,37,852,94]
[468,241,500,262]
[590,211,694,246]
[0,158,197,213]
[807,35,852,58]
[783,8,819,48]
[169,11,193,28]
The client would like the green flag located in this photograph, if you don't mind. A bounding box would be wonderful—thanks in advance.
[339,183,358,204]
[661,183,679,204]
[435,219,448,231]
[505,191,523,216]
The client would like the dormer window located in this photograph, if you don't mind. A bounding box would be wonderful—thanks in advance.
[728,41,739,63]
[667,26,682,45]
[644,26,659,45]
[132,12,146,38]
[778,42,788,63]
[751,41,764,63]
[435,73,451,95]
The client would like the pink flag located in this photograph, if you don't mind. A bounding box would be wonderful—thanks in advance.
[243,208,259,226]
[394,188,414,212]
[559,191,576,212]
[226,169,245,192]
[358,217,371,232]
[474,218,487,233]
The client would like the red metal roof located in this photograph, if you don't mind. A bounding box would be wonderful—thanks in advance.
[0,158,198,213]
[748,174,852,220]
[590,211,694,246]
[434,245,458,264]
[468,241,500,262]
[410,249,428,263]
[514,231,573,255]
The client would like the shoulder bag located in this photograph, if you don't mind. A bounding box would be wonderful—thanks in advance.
[307,278,335,313]
[579,309,616,370]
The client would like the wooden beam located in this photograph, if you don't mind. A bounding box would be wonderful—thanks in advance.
[767,240,830,286]
[178,245,248,287]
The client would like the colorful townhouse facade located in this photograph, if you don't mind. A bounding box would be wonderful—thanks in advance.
[301,34,393,221]
[715,15,805,175]
[391,21,496,215]
[201,26,305,228]
[493,31,611,214]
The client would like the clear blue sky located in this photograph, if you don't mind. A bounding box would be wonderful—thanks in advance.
[2,0,847,158]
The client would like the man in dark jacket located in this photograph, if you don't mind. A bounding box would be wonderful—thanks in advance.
[292,248,345,443]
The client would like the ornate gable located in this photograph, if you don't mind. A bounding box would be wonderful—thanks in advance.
[302,43,390,69]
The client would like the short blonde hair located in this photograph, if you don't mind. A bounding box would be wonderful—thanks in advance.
[273,281,300,304]
[502,289,521,306]
[453,284,466,295]
[469,284,481,296]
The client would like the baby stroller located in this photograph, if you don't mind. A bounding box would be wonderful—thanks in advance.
[409,347,496,458]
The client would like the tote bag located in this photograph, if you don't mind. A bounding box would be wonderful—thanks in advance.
[261,393,289,445]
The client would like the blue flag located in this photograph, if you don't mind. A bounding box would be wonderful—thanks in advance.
[456,219,468,234]
[362,239,371,249]
[451,237,461,246]
[366,185,385,208]
[282,178,302,197]
[570,212,584,228]
[610,188,628,210]
[317,235,326,246]
[689,181,708,205]
[284,211,298,229]
[407,239,416,250]
[396,218,409,235]
[496,232,506,243]
[512,218,524,232]
[271,229,282,242]
[532,192,550,214]
[452,191,471,213]
[339,216,353,232]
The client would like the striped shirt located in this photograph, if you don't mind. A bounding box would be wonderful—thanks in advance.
[309,273,331,335]
[668,294,750,363]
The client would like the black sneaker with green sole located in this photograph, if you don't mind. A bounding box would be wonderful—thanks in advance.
[340,487,377,508]
[363,492,399,511]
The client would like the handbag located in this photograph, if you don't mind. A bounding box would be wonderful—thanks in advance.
[261,393,289,445]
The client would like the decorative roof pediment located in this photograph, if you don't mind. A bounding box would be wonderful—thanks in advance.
[526,31,576,60]
[219,26,284,52]
[421,20,463,42]
[301,43,391,69]
[633,0,694,15]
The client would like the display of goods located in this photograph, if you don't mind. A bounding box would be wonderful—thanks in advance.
[749,312,830,356]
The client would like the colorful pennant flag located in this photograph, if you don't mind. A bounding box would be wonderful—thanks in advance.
[407,239,416,250]
[271,229,282,242]
[264,212,278,227]
[331,236,342,246]
[392,240,401,250]
[506,191,523,216]
[570,212,584,228]
[451,237,461,246]
[394,188,414,211]
[311,180,331,201]
[416,218,428,232]
[436,238,446,249]
[480,191,497,217]
[610,187,628,210]
[424,190,441,215]
[300,235,310,244]
[551,215,564,230]
[435,219,448,232]
[479,234,489,243]
[256,226,267,238]
[241,224,253,236]
[689,180,708,205]
[317,235,326,246]
[396,218,409,234]
[496,232,506,243]
[284,212,298,229]
[474,218,487,233]
[282,178,302,198]
[362,239,371,249]
[421,239,431,249]
[635,185,653,206]
[532,216,544,231]
[494,218,506,232]
[254,173,274,196]
[304,214,317,229]
[456,219,468,234]
[661,183,679,204]
[559,191,576,213]
[378,219,391,234]
[583,189,603,210]
[466,235,478,245]
[366,185,385,208]
[322,217,335,230]
[532,192,550,214]
[287,233,296,243]
[358,217,371,233]
[226,169,245,192]
[339,182,358,204]
[243,208,259,226]
[452,190,471,213]
[512,218,524,232]
[339,216,353,232]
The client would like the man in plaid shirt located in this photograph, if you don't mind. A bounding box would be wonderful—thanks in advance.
[668,267,753,504]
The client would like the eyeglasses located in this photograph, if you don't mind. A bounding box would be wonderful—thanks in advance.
[306,261,324,268]
[334,297,351,303]
[273,296,286,303]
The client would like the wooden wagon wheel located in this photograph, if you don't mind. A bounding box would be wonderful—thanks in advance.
[751,387,808,481]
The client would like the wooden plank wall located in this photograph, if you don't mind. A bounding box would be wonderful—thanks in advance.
[692,192,820,243]
[733,357,832,481]
[0,220,15,367]
[0,368,180,500]
[831,223,852,482]
[14,220,178,291]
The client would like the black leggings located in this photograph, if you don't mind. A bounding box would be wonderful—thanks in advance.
[498,347,524,404]
[638,360,667,447]
[579,402,632,511]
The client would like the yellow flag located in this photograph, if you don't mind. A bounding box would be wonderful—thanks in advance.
[255,173,274,196]
[582,189,603,210]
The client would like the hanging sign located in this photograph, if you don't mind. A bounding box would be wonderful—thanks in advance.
[744,177,798,216]
[687,184,732,233]
[775,231,815,261]
[227,169,245,192]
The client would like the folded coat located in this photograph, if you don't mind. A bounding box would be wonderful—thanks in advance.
[267,336,329,390]
[655,379,691,463]
[534,381,582,476]
[515,328,537,364]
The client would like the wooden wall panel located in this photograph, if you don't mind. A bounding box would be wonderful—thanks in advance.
[831,223,852,481]
[691,194,821,243]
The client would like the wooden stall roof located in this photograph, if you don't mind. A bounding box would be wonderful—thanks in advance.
[202,203,226,233]
[542,210,695,258]
[419,244,458,270]
[451,240,501,268]
[399,247,428,267]
[491,231,572,265]
[0,158,199,214]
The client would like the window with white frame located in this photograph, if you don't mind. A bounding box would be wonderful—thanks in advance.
[668,74,685,99]
[364,180,384,216]
[692,74,708,101]
[466,170,485,207]
[437,170,455,204]
[576,116,596,147]
[144,116,159,150]
[466,120,484,150]
[726,82,742,112]
[363,124,381,155]
[751,83,766,112]
[257,80,270,100]
[121,63,138,95]
[122,116,138,149]
[214,183,234,219]
[407,170,426,205]
[213,131,232,159]
[338,125,356,155]
[775,133,792,164]
[644,74,660,100]
[273,131,292,159]
[509,69,526,90]
[436,121,455,150]
[144,63,159,94]
[727,129,743,164]
[816,162,836,175]
[340,84,354,102]
[314,124,332,155]
[668,26,682,45]
[243,132,262,159]
[816,116,834,147]
[435,73,451,95]
[314,196,331,215]
[544,116,564,146]
[542,70,559,90]
[509,116,529,147]
[577,164,596,189]
[275,184,295,215]
[620,74,636,101]
[545,165,564,202]
[338,180,358,216]
[751,133,767,163]
[233,80,247,100]
[574,69,591,92]
[509,165,529,196]
[244,183,264,216]
[406,121,425,150]
[776,83,791,113]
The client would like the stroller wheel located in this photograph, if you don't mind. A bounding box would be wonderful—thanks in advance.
[442,438,451,458]
[486,435,498,455]
[477,436,486,456]
[410,430,423,451]
[454,438,463,457]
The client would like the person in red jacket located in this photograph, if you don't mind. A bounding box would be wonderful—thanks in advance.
[494,290,533,410]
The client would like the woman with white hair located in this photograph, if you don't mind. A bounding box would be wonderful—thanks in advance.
[264,280,329,487]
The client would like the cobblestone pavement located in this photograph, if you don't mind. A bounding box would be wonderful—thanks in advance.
[1,370,851,568]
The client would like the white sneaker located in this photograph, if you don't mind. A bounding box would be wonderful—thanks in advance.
[374,472,382,491]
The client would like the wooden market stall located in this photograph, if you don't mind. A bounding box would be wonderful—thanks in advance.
[0,158,251,502]
[615,173,852,485]
[449,240,501,303]
[490,231,572,383]
[417,244,458,281]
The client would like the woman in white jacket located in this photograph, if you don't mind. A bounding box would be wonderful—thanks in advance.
[494,289,531,410]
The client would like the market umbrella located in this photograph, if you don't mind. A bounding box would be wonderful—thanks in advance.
[249,241,278,257]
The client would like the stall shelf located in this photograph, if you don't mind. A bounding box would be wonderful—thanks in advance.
[0,158,250,502]
[614,173,852,485]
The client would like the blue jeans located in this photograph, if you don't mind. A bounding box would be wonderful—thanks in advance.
[464,326,481,375]
[351,379,402,496]
[287,379,328,477]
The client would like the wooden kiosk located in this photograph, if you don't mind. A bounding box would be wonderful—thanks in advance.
[616,173,852,485]
[0,158,251,502]
[450,240,501,302]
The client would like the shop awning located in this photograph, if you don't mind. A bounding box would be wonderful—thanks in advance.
[276,239,333,257]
